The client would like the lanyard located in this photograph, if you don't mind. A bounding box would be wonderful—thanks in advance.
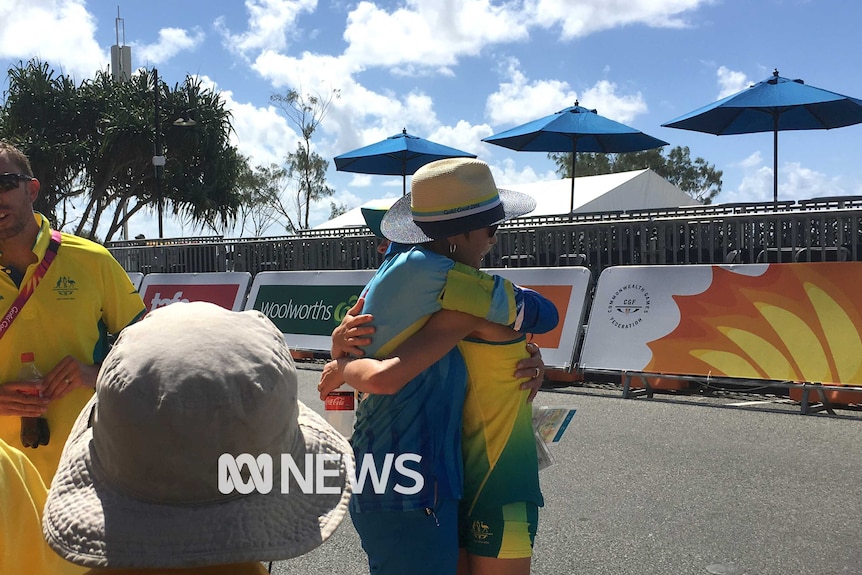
[0,229,62,341]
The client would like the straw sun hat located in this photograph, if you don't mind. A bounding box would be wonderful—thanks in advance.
[380,157,536,244]
[42,301,353,569]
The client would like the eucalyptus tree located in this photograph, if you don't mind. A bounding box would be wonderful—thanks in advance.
[550,145,723,204]
[232,160,296,237]
[271,87,339,230]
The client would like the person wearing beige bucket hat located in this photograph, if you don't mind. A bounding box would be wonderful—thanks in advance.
[321,158,558,575]
[42,301,353,574]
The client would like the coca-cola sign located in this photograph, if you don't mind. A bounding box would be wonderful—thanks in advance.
[325,392,355,411]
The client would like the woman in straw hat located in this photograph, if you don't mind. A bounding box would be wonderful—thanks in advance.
[42,302,354,574]
[320,158,558,575]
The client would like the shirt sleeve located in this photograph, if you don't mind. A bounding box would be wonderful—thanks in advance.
[512,285,560,334]
[98,248,147,335]
[439,262,517,326]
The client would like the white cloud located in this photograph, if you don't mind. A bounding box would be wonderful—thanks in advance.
[486,58,577,126]
[721,153,850,204]
[252,50,491,171]
[195,75,300,166]
[216,0,317,57]
[485,62,647,127]
[491,157,558,186]
[0,0,106,80]
[716,65,749,99]
[342,1,530,70]
[738,151,763,170]
[135,28,206,65]
[579,80,649,124]
[779,162,846,201]
[525,0,707,39]
[430,120,492,158]
[251,50,383,150]
[342,173,374,188]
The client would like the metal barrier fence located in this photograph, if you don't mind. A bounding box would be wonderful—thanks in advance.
[107,196,862,276]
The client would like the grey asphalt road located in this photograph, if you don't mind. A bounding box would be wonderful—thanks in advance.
[273,364,862,575]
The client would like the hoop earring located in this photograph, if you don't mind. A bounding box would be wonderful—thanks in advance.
[449,244,457,254]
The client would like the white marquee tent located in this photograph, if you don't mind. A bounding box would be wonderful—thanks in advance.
[314,169,699,231]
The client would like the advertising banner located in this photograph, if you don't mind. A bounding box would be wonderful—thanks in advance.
[127,272,144,290]
[246,271,374,352]
[488,267,592,369]
[139,272,252,313]
[247,267,591,368]
[580,263,862,386]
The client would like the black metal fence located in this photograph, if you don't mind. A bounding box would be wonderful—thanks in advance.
[107,195,862,276]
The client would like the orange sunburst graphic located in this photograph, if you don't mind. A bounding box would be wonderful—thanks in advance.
[644,263,862,385]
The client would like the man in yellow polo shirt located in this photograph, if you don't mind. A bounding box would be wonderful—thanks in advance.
[0,141,145,487]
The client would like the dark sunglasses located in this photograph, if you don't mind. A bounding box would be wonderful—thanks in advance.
[487,224,499,237]
[0,173,33,192]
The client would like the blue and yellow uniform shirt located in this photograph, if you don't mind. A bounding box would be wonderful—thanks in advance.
[351,246,518,512]
[458,281,558,515]
[0,214,145,484]
[459,336,544,515]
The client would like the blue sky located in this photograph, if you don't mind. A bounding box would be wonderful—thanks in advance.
[2,0,862,238]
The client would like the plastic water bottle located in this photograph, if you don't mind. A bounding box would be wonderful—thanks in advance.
[19,352,50,448]
[324,384,355,438]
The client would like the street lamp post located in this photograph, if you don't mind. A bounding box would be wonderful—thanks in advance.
[152,69,196,239]
[152,68,166,238]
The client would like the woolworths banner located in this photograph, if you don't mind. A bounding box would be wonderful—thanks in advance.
[246,270,374,351]
[246,267,591,368]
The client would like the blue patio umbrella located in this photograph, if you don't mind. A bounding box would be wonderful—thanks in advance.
[483,102,668,215]
[334,128,477,195]
[662,69,862,207]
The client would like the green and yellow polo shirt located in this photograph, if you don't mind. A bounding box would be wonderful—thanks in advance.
[0,214,145,484]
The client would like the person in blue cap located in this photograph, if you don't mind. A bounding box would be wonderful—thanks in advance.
[360,199,395,257]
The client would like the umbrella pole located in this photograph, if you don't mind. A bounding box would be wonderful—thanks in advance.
[773,124,779,209]
[569,147,577,219]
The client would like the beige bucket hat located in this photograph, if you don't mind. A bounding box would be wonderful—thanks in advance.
[42,301,353,569]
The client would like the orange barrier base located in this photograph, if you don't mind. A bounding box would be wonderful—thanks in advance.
[291,350,316,360]
[545,369,584,383]
[627,375,690,391]
[789,386,861,406]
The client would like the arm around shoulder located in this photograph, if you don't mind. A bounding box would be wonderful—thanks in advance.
[319,309,483,398]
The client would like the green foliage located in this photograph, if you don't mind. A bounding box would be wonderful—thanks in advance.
[329,201,347,220]
[550,146,723,204]
[233,160,295,236]
[271,87,340,229]
[0,59,244,240]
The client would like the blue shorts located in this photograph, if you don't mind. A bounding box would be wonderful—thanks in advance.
[459,501,539,559]
[351,498,459,575]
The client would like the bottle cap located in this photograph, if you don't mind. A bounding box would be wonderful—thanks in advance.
[20,352,35,363]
